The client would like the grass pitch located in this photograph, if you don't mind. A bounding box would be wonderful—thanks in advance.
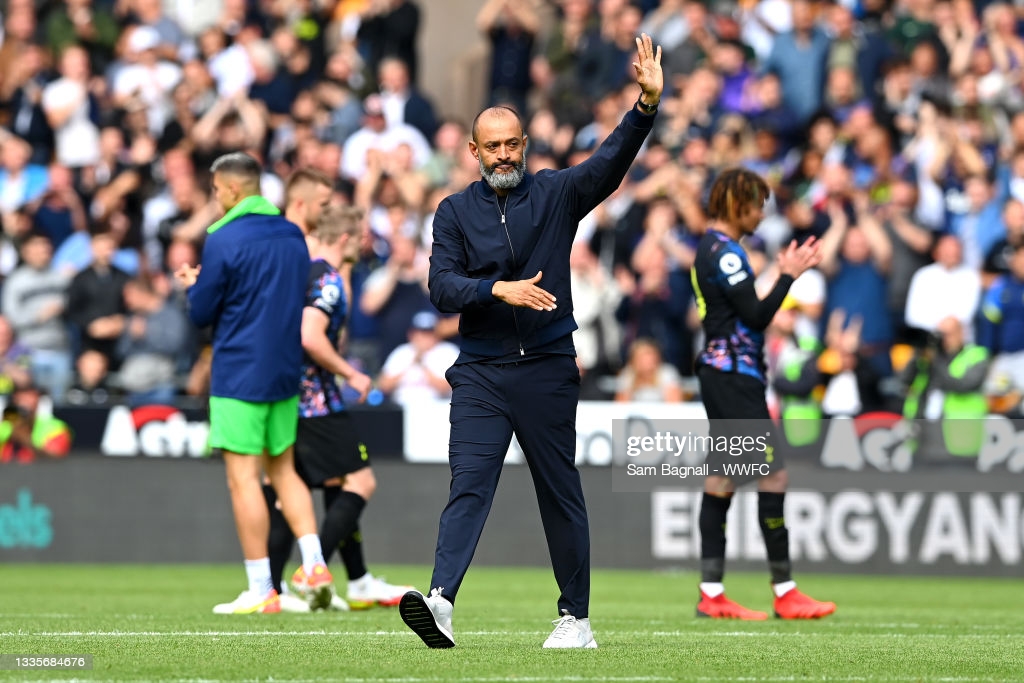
[2,565,1022,682]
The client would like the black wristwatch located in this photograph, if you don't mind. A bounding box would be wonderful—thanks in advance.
[636,95,658,115]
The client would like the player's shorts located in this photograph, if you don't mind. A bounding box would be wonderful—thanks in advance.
[697,365,784,485]
[209,395,299,456]
[294,410,370,487]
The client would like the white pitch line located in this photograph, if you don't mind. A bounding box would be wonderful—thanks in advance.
[12,679,679,683]
[10,679,677,683]
[2,630,1021,639]
[0,631,516,637]
[8,677,1009,683]
[652,631,1019,639]
[691,678,1007,683]
[9,617,1020,631]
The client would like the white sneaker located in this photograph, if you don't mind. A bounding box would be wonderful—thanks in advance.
[212,589,281,614]
[347,573,415,609]
[542,610,598,649]
[399,588,455,648]
[278,589,311,613]
[327,593,351,611]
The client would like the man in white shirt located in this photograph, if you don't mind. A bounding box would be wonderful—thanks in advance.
[378,311,459,407]
[111,26,182,135]
[201,25,254,97]
[377,57,438,142]
[340,94,432,182]
[41,45,100,169]
[905,234,982,339]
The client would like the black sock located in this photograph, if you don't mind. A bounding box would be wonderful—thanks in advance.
[699,492,732,582]
[339,526,368,581]
[321,488,367,574]
[758,491,791,584]
[319,490,366,566]
[321,486,341,559]
[263,483,295,594]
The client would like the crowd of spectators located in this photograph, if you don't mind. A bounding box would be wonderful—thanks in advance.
[1,0,1024,419]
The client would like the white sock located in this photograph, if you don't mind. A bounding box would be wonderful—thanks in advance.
[699,582,725,598]
[244,558,273,596]
[297,534,325,573]
[773,580,797,598]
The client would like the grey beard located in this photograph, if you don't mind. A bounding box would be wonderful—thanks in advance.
[480,157,526,191]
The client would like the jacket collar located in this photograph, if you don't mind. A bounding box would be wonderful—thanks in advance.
[207,195,281,234]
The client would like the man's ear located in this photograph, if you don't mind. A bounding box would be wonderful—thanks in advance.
[468,141,479,160]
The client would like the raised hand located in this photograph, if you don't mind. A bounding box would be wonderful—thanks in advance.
[777,237,822,279]
[633,33,664,106]
[492,271,557,311]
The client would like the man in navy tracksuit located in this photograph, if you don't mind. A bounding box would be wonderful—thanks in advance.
[399,34,664,650]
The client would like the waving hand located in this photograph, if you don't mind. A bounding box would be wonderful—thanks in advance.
[633,33,664,106]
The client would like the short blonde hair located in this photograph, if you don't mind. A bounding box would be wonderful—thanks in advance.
[316,205,363,246]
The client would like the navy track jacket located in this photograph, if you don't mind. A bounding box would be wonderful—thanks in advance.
[188,195,310,402]
[429,106,655,363]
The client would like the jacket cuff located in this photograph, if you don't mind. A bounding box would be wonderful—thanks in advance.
[477,279,497,304]
[625,105,657,129]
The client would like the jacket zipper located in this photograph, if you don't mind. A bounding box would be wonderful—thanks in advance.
[498,195,525,356]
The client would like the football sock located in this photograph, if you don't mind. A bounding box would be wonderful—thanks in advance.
[244,558,274,596]
[339,527,368,582]
[321,487,341,562]
[263,483,294,594]
[297,534,325,574]
[700,492,732,582]
[319,491,366,569]
[699,582,725,598]
[773,580,797,597]
[758,491,792,584]
[320,487,367,570]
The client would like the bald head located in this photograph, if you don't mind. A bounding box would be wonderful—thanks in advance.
[471,106,524,145]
